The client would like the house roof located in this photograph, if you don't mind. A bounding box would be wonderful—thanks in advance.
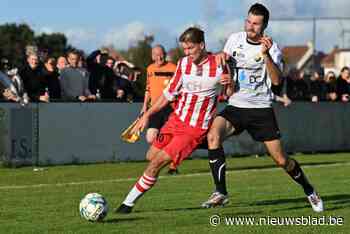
[321,48,338,67]
[321,47,350,67]
[282,46,309,65]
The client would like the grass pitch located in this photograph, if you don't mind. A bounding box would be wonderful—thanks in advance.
[0,153,349,234]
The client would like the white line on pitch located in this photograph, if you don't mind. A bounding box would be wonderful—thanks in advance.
[0,161,349,190]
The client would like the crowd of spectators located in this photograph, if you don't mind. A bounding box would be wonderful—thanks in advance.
[285,67,350,103]
[1,45,350,105]
[0,46,139,103]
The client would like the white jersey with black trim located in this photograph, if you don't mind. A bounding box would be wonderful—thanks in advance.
[224,32,283,108]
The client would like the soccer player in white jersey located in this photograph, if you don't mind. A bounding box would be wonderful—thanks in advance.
[116,27,234,214]
[201,3,323,212]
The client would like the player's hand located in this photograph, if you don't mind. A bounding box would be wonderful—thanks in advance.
[215,52,230,66]
[220,74,232,86]
[134,114,149,133]
[259,36,273,56]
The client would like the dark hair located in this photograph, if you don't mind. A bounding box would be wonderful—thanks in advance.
[179,27,205,44]
[100,53,109,65]
[68,49,80,58]
[341,66,349,73]
[248,3,270,28]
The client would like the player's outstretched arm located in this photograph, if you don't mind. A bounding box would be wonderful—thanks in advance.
[136,94,170,132]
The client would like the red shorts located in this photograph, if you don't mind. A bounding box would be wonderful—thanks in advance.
[152,113,208,166]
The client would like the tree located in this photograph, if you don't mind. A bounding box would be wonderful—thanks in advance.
[168,39,184,64]
[35,33,71,58]
[0,23,35,67]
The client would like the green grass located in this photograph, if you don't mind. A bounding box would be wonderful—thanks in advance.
[0,153,349,234]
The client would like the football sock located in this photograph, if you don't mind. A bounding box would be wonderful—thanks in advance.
[208,147,227,195]
[123,173,157,206]
[284,158,314,196]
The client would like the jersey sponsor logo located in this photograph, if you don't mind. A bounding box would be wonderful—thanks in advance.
[184,80,203,92]
[239,70,246,81]
[154,71,174,77]
[255,53,263,62]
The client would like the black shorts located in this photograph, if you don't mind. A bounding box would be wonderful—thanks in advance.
[218,105,281,142]
[148,104,173,130]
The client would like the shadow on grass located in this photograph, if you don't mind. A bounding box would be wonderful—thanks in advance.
[103,217,145,223]
[191,161,346,174]
[250,194,350,212]
[252,194,350,206]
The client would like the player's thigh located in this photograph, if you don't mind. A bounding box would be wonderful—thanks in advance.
[208,116,236,142]
[146,145,163,161]
[163,132,204,165]
[145,149,173,176]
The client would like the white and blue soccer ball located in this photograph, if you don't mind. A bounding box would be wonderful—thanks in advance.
[79,193,108,221]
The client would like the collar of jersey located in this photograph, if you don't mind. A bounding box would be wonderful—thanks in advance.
[188,54,210,67]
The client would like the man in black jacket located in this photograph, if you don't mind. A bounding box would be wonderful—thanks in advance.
[87,50,116,100]
[19,53,49,102]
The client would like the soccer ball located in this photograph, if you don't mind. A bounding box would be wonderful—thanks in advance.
[79,193,108,221]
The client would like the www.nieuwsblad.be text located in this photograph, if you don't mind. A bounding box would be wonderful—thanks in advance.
[209,215,344,226]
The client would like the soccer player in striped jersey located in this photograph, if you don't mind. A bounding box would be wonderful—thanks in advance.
[201,3,323,213]
[116,27,234,214]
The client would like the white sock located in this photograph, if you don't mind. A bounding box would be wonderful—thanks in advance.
[123,173,157,206]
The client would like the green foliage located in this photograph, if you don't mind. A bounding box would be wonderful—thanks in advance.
[0,23,35,67]
[35,33,70,58]
[0,23,73,67]
[169,45,185,64]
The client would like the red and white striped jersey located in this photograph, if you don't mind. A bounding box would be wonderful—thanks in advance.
[163,54,225,130]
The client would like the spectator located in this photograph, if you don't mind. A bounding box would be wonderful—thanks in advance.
[336,66,350,102]
[60,50,95,102]
[309,71,326,102]
[57,56,68,73]
[43,57,61,100]
[0,58,10,73]
[115,78,134,102]
[19,53,49,102]
[105,57,115,69]
[86,50,116,100]
[286,69,309,101]
[324,71,337,101]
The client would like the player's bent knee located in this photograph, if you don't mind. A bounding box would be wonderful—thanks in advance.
[207,130,221,148]
[151,151,171,167]
[145,146,160,161]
